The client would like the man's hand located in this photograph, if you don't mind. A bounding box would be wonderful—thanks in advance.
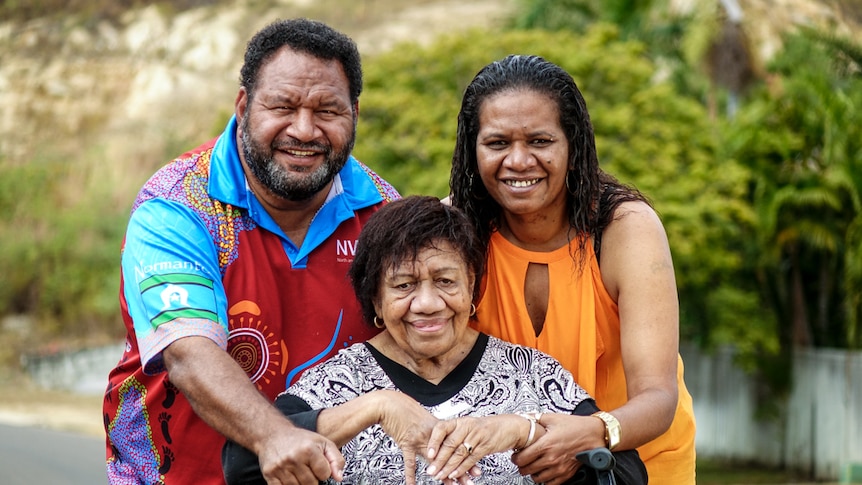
[257,425,345,485]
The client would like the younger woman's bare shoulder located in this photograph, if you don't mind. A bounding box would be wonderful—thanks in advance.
[613,199,656,217]
[607,200,664,233]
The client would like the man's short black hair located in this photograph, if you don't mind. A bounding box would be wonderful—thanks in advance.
[240,18,362,103]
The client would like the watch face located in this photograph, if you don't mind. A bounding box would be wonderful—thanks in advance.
[609,426,621,447]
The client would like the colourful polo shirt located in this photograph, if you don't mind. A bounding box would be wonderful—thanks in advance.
[104,116,399,484]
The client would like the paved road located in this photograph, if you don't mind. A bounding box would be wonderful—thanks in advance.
[0,423,105,484]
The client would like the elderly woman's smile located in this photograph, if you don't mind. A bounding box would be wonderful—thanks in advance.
[407,319,449,333]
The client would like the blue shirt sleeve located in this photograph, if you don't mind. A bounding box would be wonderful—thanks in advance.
[121,198,229,374]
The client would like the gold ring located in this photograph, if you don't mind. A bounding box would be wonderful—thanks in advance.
[463,442,473,454]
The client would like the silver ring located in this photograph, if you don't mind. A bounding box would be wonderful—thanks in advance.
[463,442,473,454]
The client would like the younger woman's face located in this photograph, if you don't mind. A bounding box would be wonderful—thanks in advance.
[475,88,569,220]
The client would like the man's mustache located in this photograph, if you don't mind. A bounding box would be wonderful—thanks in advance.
[273,139,330,154]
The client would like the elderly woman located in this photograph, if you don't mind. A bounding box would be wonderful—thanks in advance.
[222,196,646,484]
[448,54,697,484]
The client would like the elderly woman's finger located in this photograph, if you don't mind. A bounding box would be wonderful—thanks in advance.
[437,441,482,483]
[429,433,483,480]
[425,421,473,478]
[455,467,483,485]
[403,447,418,485]
[426,418,457,459]
[322,441,345,482]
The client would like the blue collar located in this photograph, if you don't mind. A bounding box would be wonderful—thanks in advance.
[208,115,385,266]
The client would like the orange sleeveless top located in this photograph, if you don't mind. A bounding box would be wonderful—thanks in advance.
[474,231,696,483]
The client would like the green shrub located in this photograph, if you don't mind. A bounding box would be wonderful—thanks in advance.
[0,158,126,341]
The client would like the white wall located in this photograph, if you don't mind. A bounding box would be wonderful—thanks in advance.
[682,344,862,480]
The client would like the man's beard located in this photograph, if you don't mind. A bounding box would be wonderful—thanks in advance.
[241,117,354,202]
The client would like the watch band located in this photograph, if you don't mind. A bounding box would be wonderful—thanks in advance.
[591,411,621,450]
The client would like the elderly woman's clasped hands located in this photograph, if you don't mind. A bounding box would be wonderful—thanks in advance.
[377,405,548,484]
[369,396,534,484]
[360,391,482,485]
[425,413,547,484]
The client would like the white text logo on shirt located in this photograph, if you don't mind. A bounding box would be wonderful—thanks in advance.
[336,239,358,263]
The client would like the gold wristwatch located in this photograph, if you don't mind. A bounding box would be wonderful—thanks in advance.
[591,411,621,450]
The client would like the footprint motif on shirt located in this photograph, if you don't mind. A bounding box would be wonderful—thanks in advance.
[158,412,173,444]
[159,446,175,475]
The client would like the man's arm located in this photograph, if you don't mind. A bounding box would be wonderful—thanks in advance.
[164,336,345,485]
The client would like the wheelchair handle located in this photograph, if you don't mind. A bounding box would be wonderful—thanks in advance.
[576,447,616,471]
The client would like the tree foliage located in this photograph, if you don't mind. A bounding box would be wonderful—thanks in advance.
[725,29,862,351]
[506,0,862,359]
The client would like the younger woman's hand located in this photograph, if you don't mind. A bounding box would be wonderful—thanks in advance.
[511,413,605,485]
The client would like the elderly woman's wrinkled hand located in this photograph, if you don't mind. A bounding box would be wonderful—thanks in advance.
[425,414,531,483]
[372,390,440,485]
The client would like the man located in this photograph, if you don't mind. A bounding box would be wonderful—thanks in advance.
[103,18,399,485]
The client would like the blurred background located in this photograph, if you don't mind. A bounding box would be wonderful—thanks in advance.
[1,0,861,482]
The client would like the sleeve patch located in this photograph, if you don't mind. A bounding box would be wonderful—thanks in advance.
[138,272,218,329]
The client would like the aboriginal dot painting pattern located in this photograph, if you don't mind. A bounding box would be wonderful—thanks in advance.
[132,150,255,275]
[106,377,163,484]
[357,160,400,202]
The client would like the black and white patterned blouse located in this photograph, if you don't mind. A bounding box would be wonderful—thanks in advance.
[280,333,591,484]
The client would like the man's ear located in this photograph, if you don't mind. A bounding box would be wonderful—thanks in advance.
[235,88,249,126]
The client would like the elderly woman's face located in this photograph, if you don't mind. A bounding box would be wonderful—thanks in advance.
[476,89,569,218]
[374,240,474,362]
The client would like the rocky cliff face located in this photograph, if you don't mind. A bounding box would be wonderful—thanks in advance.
[2,3,244,169]
[0,0,510,197]
[0,0,856,193]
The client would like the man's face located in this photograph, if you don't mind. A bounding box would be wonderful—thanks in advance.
[237,47,357,202]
